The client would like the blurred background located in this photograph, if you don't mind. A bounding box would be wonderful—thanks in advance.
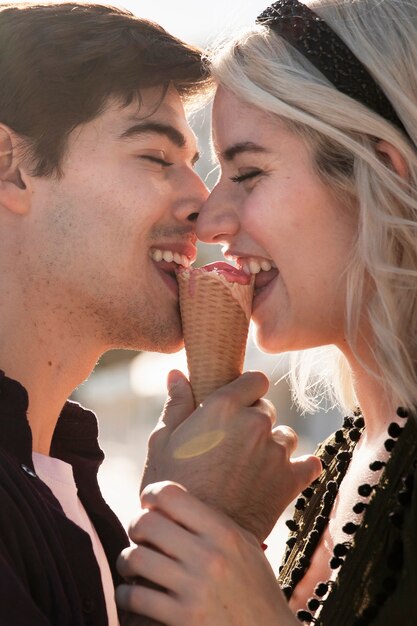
[28,0,344,572]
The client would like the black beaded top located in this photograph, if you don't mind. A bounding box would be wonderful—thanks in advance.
[279,408,417,625]
[257,0,408,137]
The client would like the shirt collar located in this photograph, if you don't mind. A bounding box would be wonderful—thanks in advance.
[0,369,104,485]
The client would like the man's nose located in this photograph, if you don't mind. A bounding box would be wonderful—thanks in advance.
[173,171,209,224]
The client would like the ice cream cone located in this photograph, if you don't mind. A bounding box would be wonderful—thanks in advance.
[178,264,254,406]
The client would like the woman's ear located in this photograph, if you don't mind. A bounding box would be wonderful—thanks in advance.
[0,124,32,215]
[375,139,409,181]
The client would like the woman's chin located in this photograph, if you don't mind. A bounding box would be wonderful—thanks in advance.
[252,325,281,354]
[252,320,298,355]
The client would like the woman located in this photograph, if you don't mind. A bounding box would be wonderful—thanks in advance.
[116,1,417,624]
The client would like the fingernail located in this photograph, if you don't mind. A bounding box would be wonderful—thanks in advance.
[167,370,184,392]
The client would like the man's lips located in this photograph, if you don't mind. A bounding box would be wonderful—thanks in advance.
[152,260,180,296]
[149,240,197,297]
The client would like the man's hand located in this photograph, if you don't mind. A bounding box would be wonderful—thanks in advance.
[116,482,300,626]
[141,370,321,540]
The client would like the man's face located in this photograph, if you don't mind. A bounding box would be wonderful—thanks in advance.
[24,86,208,353]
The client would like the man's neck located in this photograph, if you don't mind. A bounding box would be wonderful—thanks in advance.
[0,303,104,455]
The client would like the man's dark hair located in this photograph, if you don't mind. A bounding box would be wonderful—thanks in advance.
[0,2,211,176]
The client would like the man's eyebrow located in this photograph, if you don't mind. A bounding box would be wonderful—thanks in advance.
[120,121,186,147]
[222,142,269,161]
[119,121,199,164]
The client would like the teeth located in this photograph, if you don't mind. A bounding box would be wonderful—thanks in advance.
[149,248,191,268]
[249,259,262,274]
[152,249,163,262]
[261,260,272,272]
[239,257,276,275]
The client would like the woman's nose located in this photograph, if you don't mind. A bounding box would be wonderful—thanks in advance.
[196,188,240,244]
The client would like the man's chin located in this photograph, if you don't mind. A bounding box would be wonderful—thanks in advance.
[153,336,185,355]
[126,328,184,354]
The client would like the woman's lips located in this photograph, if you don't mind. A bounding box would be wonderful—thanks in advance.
[254,267,279,293]
[253,267,279,310]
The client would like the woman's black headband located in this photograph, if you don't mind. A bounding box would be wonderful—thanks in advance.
[257,0,407,137]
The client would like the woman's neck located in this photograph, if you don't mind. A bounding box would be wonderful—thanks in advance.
[342,342,398,444]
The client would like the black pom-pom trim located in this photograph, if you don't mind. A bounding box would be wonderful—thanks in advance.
[358,483,373,497]
[384,438,396,452]
[336,451,351,462]
[354,417,365,429]
[387,422,402,438]
[343,416,354,428]
[314,582,329,597]
[348,428,361,442]
[286,519,299,532]
[297,609,315,623]
[342,522,359,535]
[307,597,321,611]
[295,497,306,510]
[330,556,344,569]
[326,480,338,494]
[333,543,349,557]
[369,460,385,471]
[353,501,368,514]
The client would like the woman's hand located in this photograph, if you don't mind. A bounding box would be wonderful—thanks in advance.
[141,370,321,540]
[116,482,300,626]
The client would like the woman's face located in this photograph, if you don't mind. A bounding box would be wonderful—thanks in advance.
[197,87,358,354]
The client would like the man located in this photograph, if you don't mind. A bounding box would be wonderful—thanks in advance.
[0,3,319,625]
[0,4,208,624]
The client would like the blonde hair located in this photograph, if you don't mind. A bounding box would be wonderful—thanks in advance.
[208,0,417,413]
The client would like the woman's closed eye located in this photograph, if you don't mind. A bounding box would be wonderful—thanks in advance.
[230,168,263,183]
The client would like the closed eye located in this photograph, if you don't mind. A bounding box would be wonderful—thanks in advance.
[141,155,173,167]
[230,169,262,183]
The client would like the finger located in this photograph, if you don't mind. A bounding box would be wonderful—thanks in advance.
[159,370,195,430]
[205,371,269,409]
[271,425,298,457]
[116,583,179,626]
[117,545,183,593]
[141,481,231,540]
[251,398,277,426]
[128,506,198,562]
[290,454,323,493]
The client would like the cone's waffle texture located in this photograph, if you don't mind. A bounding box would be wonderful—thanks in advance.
[178,270,254,405]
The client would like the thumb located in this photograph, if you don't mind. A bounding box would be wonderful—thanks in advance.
[290,454,322,493]
[159,369,196,430]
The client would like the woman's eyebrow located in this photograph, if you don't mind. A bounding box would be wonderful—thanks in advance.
[222,141,269,162]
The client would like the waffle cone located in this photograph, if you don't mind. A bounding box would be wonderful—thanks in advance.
[178,270,254,406]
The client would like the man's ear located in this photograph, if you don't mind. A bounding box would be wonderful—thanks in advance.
[375,139,409,181]
[0,124,32,215]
